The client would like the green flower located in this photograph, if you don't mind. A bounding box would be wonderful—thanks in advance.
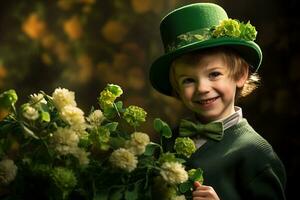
[187,168,204,184]
[174,137,196,158]
[105,84,123,98]
[158,152,177,165]
[212,18,257,42]
[98,90,116,110]
[213,18,241,38]
[98,126,111,151]
[123,105,147,127]
[187,169,196,178]
[98,127,110,143]
[0,89,18,108]
[98,84,123,110]
[90,126,111,151]
[50,167,77,192]
[31,164,51,177]
[240,21,257,41]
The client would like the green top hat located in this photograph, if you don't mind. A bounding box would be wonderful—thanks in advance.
[149,3,262,96]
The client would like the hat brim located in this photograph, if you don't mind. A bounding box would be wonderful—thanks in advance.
[149,37,262,96]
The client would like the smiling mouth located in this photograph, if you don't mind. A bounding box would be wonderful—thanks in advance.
[193,97,219,105]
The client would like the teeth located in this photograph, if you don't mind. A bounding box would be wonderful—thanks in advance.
[196,97,217,105]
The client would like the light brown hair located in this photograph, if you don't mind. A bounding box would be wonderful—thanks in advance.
[169,46,260,99]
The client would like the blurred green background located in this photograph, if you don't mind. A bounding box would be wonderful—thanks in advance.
[0,0,298,198]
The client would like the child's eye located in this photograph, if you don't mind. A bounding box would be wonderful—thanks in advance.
[209,71,222,79]
[181,78,195,85]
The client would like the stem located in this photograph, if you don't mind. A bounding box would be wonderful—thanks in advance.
[92,180,96,199]
[160,136,164,153]
[41,138,52,158]
[113,103,121,118]
[11,104,17,116]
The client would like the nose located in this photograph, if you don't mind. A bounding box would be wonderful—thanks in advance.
[196,79,210,94]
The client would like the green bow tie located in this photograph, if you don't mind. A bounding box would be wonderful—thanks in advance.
[179,119,224,141]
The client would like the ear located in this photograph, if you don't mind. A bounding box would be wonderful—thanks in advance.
[236,67,249,88]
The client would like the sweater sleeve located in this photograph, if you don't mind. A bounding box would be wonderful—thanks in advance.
[245,164,286,200]
[240,138,287,200]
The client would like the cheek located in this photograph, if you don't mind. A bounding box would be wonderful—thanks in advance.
[179,87,194,100]
[217,82,237,97]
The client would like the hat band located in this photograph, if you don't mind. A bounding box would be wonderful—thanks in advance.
[166,28,212,53]
[165,18,258,53]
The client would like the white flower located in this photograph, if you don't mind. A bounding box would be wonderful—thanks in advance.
[0,159,18,186]
[72,129,88,139]
[52,127,79,147]
[60,105,85,128]
[52,87,76,110]
[109,148,138,172]
[29,93,47,105]
[172,195,186,200]
[160,162,188,185]
[23,106,39,120]
[52,127,79,155]
[87,109,105,126]
[55,145,76,156]
[125,132,150,155]
[71,148,90,166]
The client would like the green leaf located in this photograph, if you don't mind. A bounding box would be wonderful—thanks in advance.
[179,181,193,193]
[94,190,108,200]
[153,118,162,132]
[106,84,123,97]
[138,155,155,168]
[109,137,126,149]
[124,184,139,200]
[103,106,117,119]
[0,118,15,135]
[175,158,186,164]
[40,102,49,112]
[103,122,118,132]
[144,142,160,156]
[109,187,124,200]
[115,101,124,113]
[40,111,50,122]
[153,118,172,138]
[162,125,172,138]
[190,168,204,183]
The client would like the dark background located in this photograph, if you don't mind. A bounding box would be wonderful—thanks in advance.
[0,0,298,198]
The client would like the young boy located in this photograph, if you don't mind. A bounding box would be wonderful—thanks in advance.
[149,3,286,200]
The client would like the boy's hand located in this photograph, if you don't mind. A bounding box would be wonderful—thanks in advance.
[192,181,220,200]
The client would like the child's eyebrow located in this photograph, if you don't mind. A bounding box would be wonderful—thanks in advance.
[205,66,225,71]
[177,74,193,78]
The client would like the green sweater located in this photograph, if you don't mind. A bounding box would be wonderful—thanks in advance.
[166,119,286,200]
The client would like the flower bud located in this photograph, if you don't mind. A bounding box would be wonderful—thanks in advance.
[0,89,18,108]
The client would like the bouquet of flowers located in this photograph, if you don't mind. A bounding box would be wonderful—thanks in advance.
[0,84,203,200]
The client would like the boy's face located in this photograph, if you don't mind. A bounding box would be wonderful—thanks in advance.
[173,52,246,122]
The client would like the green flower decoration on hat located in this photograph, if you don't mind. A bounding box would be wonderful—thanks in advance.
[239,21,258,41]
[213,19,257,41]
[167,18,257,53]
